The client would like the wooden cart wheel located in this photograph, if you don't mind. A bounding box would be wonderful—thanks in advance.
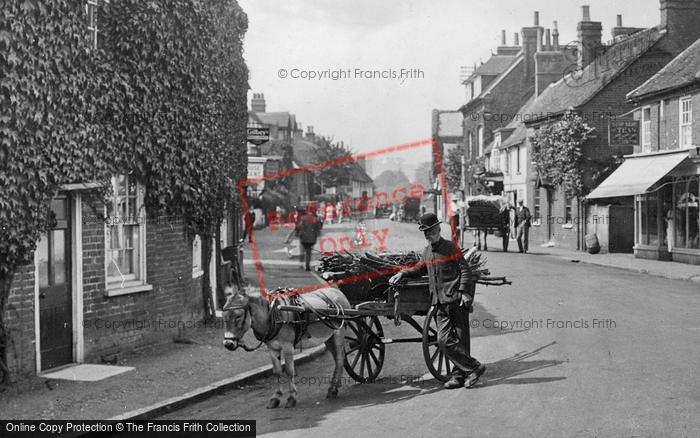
[422,305,455,382]
[343,315,385,383]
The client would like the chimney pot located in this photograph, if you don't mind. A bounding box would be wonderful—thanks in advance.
[534,11,539,26]
[501,30,506,45]
[617,15,622,26]
[552,21,559,48]
[582,5,590,21]
[546,29,551,51]
[514,32,520,46]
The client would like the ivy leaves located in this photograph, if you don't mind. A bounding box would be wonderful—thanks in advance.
[530,110,595,198]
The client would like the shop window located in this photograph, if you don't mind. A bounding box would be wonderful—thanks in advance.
[673,177,699,249]
[639,192,658,246]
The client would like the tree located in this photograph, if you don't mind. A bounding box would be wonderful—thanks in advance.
[374,170,411,195]
[413,161,433,189]
[530,110,595,198]
[444,146,464,193]
[0,0,248,384]
[312,136,355,190]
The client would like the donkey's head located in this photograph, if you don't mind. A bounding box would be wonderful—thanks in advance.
[222,285,252,351]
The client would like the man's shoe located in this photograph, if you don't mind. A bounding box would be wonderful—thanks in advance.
[443,376,465,390]
[465,364,486,388]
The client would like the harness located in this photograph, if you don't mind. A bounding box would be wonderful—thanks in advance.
[226,288,346,351]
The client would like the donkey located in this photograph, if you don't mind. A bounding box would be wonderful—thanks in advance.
[222,285,351,409]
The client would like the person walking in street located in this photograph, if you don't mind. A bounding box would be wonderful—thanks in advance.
[389,213,486,389]
[289,207,322,271]
[515,199,531,253]
[336,201,344,224]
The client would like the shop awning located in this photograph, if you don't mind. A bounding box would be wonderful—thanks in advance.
[586,151,688,199]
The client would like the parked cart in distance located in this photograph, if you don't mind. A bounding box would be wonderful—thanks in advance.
[464,195,513,252]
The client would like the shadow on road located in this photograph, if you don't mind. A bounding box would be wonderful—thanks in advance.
[479,342,566,387]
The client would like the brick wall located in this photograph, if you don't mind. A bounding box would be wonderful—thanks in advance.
[82,201,205,361]
[4,198,206,377]
[4,265,37,376]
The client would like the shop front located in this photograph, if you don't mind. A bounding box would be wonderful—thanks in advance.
[587,149,700,265]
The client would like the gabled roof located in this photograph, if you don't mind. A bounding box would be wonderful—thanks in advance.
[257,112,294,128]
[290,139,318,167]
[527,27,665,118]
[628,36,700,101]
[473,55,520,76]
[248,111,264,125]
[348,162,373,184]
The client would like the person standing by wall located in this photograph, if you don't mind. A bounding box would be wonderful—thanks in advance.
[389,213,486,389]
[515,200,531,253]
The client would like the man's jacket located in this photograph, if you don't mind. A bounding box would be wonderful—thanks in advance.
[296,219,321,244]
[402,237,471,305]
[516,206,531,228]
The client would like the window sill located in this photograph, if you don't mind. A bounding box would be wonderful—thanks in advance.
[532,222,541,227]
[562,224,574,229]
[105,282,153,297]
[670,247,700,255]
[192,269,204,279]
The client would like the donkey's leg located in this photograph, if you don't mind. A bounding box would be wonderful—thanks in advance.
[282,344,297,408]
[267,348,284,409]
[484,231,488,251]
[325,328,345,399]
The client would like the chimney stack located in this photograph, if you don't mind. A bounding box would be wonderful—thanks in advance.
[581,5,591,21]
[305,126,315,142]
[251,93,266,113]
[522,11,544,88]
[660,0,700,54]
[577,5,602,69]
[497,29,521,55]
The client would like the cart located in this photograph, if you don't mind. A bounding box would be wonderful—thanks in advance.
[276,250,510,383]
[464,195,513,252]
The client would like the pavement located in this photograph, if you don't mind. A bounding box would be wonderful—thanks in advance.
[1,223,698,424]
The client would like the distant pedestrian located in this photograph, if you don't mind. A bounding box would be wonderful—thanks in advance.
[515,200,531,253]
[325,203,335,225]
[336,201,344,224]
[289,207,322,271]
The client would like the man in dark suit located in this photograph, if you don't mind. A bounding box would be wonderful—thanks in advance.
[294,207,322,271]
[515,200,531,253]
[389,213,486,389]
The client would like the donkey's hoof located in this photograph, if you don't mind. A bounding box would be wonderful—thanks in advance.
[326,387,339,399]
[267,398,281,409]
[285,397,297,408]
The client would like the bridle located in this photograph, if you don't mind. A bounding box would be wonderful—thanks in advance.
[222,302,266,352]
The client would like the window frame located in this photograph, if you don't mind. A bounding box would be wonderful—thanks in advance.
[86,0,98,50]
[192,235,204,278]
[641,106,651,152]
[679,97,692,148]
[104,175,151,296]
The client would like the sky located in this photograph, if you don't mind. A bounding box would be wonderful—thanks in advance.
[238,0,662,177]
